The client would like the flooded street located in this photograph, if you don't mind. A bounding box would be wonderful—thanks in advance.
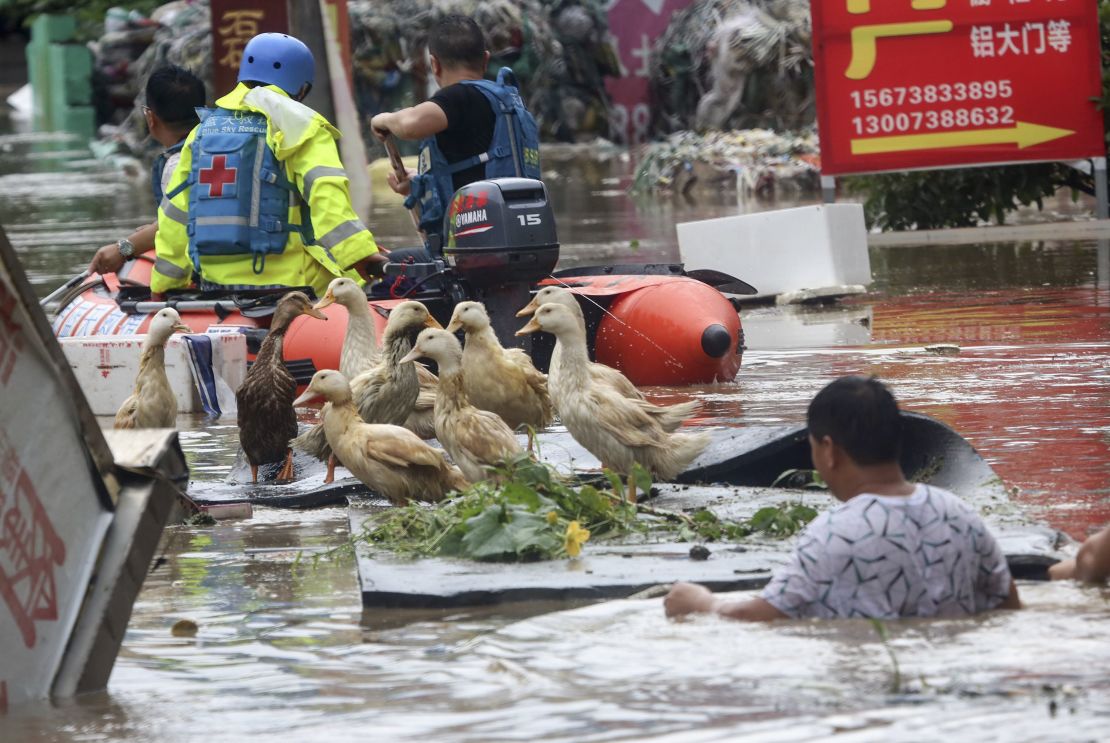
[2,119,1109,742]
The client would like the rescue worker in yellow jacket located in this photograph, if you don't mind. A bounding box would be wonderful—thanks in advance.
[151,33,386,298]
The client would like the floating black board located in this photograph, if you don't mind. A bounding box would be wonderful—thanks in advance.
[188,412,993,512]
[346,412,1060,610]
[351,481,1060,611]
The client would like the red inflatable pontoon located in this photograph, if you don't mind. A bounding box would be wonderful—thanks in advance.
[51,256,744,386]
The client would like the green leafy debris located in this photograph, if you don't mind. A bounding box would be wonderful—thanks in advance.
[351,455,820,563]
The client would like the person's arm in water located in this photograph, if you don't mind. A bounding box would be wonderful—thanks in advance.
[89,222,157,275]
[999,579,1022,609]
[369,103,449,196]
[664,582,788,622]
[1049,526,1110,583]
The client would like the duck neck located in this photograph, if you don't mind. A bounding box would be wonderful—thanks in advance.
[344,299,378,352]
[382,327,416,367]
[553,326,590,381]
[465,324,503,353]
[142,331,170,352]
[434,357,468,414]
[256,328,285,368]
[383,329,420,393]
[136,343,167,384]
[323,398,361,435]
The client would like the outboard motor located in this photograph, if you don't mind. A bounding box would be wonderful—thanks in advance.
[380,178,559,347]
[444,178,559,345]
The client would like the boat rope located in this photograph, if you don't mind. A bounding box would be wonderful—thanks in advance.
[543,274,689,371]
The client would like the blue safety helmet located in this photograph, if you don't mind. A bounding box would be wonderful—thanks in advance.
[237,33,315,97]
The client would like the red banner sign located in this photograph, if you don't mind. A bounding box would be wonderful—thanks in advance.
[812,0,1104,175]
[210,0,289,96]
[605,0,694,145]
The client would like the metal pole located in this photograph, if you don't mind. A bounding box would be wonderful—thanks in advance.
[1097,239,1109,293]
[820,175,836,204]
[1093,157,1108,220]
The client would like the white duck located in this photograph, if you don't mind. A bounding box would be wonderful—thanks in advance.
[314,276,380,379]
[446,301,553,443]
[517,286,700,432]
[294,370,468,505]
[517,302,710,501]
[313,277,438,438]
[401,328,522,483]
[114,307,190,429]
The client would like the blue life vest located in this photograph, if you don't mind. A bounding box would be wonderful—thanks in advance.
[150,139,185,205]
[180,107,310,275]
[404,67,541,250]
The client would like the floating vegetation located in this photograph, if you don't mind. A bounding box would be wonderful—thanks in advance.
[348,455,818,563]
[631,129,820,196]
[871,618,903,694]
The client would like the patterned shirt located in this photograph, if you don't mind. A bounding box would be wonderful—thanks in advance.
[761,484,1012,619]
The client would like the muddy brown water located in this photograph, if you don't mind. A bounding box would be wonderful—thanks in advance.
[2,123,1109,741]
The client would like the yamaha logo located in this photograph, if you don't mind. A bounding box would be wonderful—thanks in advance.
[455,209,489,228]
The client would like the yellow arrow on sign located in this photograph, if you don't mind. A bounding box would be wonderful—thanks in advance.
[851,121,1075,156]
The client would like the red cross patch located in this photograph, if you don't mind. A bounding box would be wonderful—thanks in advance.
[199,155,238,198]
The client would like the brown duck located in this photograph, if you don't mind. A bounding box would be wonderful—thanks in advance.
[236,291,327,483]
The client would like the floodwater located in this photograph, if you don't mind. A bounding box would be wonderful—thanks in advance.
[2,119,1109,742]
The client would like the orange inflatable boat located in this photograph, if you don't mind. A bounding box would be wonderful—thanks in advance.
[50,179,752,386]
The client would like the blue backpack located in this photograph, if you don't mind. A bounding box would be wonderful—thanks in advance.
[404,67,541,249]
[177,108,310,275]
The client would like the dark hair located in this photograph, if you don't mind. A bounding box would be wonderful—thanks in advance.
[428,14,487,72]
[807,376,903,465]
[145,65,205,131]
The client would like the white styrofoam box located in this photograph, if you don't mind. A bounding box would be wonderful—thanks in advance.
[60,332,247,418]
[677,204,871,299]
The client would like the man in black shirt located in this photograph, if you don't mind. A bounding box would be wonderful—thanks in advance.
[370,15,498,240]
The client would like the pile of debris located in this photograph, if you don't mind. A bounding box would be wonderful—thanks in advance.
[348,0,618,149]
[648,0,813,136]
[632,128,820,197]
[91,0,617,162]
[95,1,212,159]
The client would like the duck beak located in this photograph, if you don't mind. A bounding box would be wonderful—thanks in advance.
[445,318,461,333]
[313,291,336,310]
[172,322,192,334]
[305,306,329,321]
[515,317,542,336]
[398,347,422,364]
[515,298,539,317]
[424,315,443,329]
[293,387,321,406]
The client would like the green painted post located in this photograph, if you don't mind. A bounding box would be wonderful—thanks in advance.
[27,14,95,139]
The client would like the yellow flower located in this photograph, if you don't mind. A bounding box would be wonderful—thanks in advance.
[546,510,559,525]
[564,520,591,558]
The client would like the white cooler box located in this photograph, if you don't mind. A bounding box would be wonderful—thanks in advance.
[677,204,872,301]
[60,331,247,418]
